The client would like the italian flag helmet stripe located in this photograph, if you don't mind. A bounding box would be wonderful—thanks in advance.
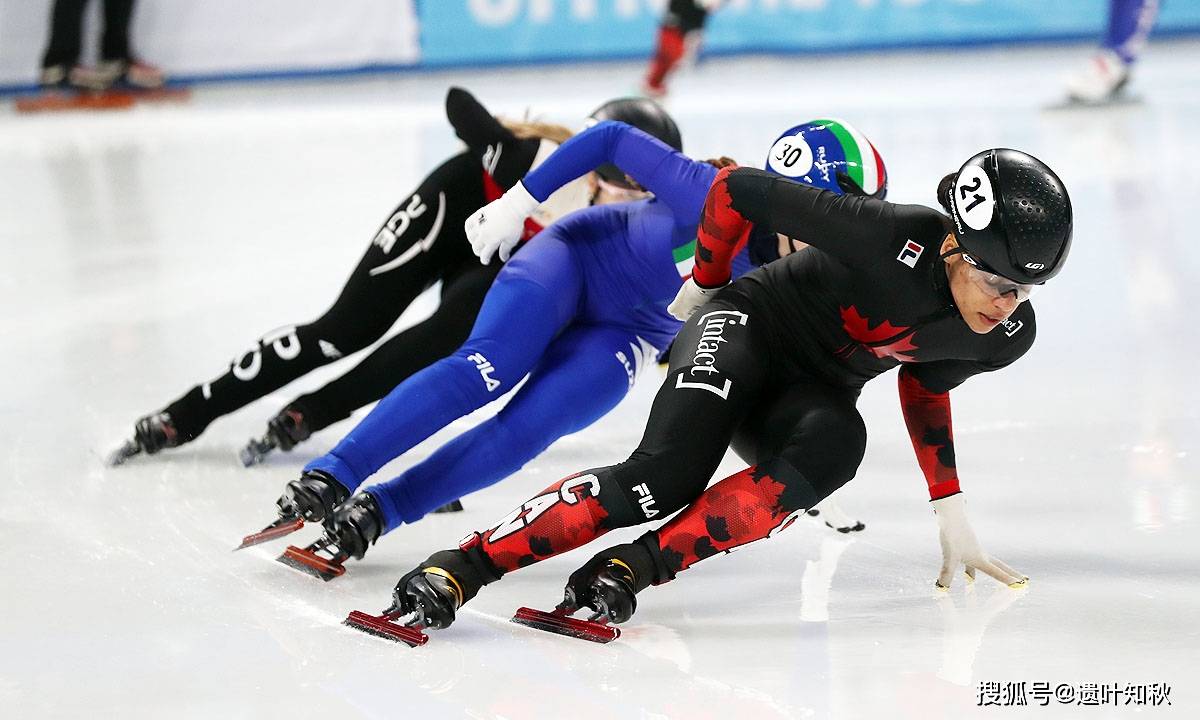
[814,117,880,195]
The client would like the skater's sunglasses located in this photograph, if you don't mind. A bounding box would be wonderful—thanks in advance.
[959,252,1039,303]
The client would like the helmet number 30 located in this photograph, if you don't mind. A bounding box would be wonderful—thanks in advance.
[767,135,813,178]
[954,166,995,231]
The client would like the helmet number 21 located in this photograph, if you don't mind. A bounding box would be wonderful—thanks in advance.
[953,166,995,231]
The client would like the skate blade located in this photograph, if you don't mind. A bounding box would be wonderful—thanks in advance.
[106,440,141,467]
[511,607,620,644]
[276,545,345,582]
[238,438,273,467]
[431,499,464,513]
[122,86,192,103]
[15,90,137,113]
[235,518,305,550]
[343,611,428,647]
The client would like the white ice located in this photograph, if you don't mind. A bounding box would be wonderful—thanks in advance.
[1,41,1197,719]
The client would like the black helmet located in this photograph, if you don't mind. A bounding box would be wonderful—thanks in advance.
[588,97,682,188]
[941,148,1072,284]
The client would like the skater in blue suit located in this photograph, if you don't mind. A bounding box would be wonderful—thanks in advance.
[247,107,887,579]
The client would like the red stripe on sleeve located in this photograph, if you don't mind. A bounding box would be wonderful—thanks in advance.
[692,165,752,289]
[898,368,961,500]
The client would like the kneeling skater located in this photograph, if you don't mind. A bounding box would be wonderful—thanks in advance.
[378,145,1072,635]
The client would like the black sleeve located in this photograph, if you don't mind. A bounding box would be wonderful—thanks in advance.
[444,87,541,190]
[724,167,946,270]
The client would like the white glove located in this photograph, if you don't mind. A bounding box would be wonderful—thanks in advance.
[667,277,727,321]
[931,494,1028,590]
[465,181,540,264]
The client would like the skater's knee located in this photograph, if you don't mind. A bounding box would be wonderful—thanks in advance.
[761,456,823,513]
[491,412,555,457]
[598,452,710,526]
[304,312,392,356]
[777,412,866,497]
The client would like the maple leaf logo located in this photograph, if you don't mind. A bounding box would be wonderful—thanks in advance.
[840,306,919,362]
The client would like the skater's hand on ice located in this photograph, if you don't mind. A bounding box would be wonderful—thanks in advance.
[931,494,1027,590]
[466,181,539,264]
[668,277,727,321]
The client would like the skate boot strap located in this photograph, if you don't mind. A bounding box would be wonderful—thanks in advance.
[636,532,677,587]
[456,533,505,585]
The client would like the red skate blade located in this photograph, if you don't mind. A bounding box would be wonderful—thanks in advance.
[343,611,428,647]
[511,607,620,644]
[14,91,136,113]
[235,518,304,550]
[129,86,191,103]
[276,545,345,582]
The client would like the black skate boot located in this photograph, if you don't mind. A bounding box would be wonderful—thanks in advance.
[240,405,312,467]
[344,538,501,645]
[108,412,182,466]
[277,493,384,581]
[236,469,349,550]
[513,540,659,643]
[432,499,464,513]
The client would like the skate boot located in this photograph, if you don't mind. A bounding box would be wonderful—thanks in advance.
[513,542,656,643]
[240,405,311,466]
[1065,50,1131,105]
[344,539,501,645]
[236,470,348,550]
[108,412,182,466]
[277,493,384,581]
[432,499,464,513]
[808,498,865,533]
[39,65,69,89]
[96,59,166,89]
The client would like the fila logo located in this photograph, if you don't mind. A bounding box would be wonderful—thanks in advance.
[896,239,924,268]
[1001,318,1024,337]
[467,352,501,392]
[632,483,659,518]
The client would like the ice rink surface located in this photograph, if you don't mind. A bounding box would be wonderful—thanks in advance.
[1,41,1197,719]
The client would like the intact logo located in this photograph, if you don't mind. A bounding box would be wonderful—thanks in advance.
[631,483,659,518]
[675,309,748,400]
[487,474,600,542]
[1001,318,1024,337]
[896,239,924,268]
[467,352,501,392]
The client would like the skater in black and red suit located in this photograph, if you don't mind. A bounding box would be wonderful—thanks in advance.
[643,0,719,97]
[382,147,1072,632]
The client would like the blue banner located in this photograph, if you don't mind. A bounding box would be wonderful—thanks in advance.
[418,0,1200,66]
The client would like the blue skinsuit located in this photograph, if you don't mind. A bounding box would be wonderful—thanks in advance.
[304,121,753,532]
